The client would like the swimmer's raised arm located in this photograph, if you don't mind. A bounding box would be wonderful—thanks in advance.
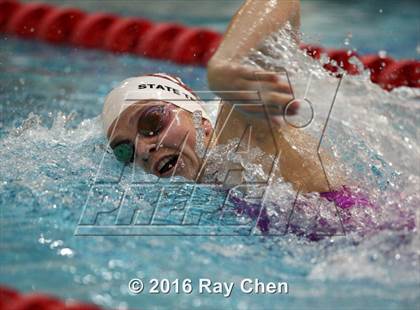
[206,0,345,192]
[210,0,300,62]
[207,0,300,114]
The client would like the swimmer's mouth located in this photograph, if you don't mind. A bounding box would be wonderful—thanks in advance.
[154,154,180,176]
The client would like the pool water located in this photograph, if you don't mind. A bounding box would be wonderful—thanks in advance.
[1,1,420,309]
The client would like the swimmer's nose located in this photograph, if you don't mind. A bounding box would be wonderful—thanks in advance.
[135,138,157,163]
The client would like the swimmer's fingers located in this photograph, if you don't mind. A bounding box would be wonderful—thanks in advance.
[270,116,283,126]
[229,101,296,117]
[240,79,292,95]
[226,78,292,106]
[232,105,280,118]
[241,69,295,95]
[262,92,298,115]
[223,89,297,116]
[239,67,288,83]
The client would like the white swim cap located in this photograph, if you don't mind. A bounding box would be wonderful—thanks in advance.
[102,73,211,134]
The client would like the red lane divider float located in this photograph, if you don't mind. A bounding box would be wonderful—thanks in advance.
[171,28,223,65]
[359,54,395,84]
[323,49,360,75]
[6,2,53,38]
[0,0,20,31]
[0,0,419,90]
[104,17,152,53]
[70,13,117,48]
[0,286,101,310]
[136,22,186,59]
[39,7,86,43]
[377,60,420,90]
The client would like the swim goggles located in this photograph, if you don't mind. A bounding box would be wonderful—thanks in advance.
[111,104,171,163]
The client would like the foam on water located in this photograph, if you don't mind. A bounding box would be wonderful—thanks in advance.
[192,25,420,241]
[238,25,420,233]
[1,26,420,308]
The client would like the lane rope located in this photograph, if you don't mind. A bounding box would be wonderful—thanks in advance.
[1,0,418,90]
[0,285,101,310]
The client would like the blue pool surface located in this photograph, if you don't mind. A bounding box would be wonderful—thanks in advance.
[1,1,420,309]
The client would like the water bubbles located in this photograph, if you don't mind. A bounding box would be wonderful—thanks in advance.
[101,270,113,281]
[227,23,420,277]
[10,113,42,137]
[343,33,352,46]
[59,248,74,257]
[192,110,206,158]
[378,50,387,58]
[50,240,64,249]
[348,55,365,73]
[319,53,330,66]
[82,274,96,285]
[38,234,52,244]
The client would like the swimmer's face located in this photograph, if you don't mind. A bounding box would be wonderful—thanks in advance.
[107,100,213,180]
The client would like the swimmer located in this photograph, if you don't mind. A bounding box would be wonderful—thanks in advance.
[102,0,344,193]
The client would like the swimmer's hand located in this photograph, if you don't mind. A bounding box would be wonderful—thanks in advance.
[207,60,299,117]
